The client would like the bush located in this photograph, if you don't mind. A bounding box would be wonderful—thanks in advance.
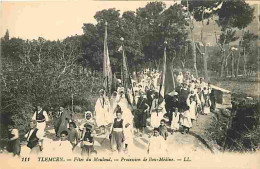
[206,99,260,152]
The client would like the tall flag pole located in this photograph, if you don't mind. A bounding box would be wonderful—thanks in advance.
[119,37,135,106]
[159,41,176,98]
[103,21,113,95]
[119,37,129,94]
[159,41,167,98]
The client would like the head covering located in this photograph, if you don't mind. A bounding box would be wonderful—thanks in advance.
[168,91,178,96]
[153,127,159,132]
[99,89,105,94]
[85,111,92,119]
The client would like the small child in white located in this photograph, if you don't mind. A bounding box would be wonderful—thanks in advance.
[124,123,133,154]
[187,96,197,124]
[171,108,180,131]
[203,95,211,115]
[147,128,167,155]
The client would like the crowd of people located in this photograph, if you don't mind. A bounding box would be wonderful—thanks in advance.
[6,69,216,157]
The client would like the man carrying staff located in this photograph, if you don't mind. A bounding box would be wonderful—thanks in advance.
[24,120,44,155]
[32,105,49,135]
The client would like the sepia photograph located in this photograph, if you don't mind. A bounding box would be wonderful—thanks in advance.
[0,0,259,169]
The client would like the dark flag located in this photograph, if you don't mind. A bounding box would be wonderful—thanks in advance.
[111,73,118,92]
[118,39,135,106]
[159,42,175,98]
[103,22,113,95]
[118,43,130,95]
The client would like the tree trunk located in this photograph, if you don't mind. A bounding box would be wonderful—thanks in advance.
[203,45,209,82]
[181,61,185,69]
[192,41,198,78]
[231,52,234,78]
[236,51,241,78]
[71,93,74,113]
[237,28,245,78]
[225,54,229,77]
[220,51,226,78]
[243,47,247,77]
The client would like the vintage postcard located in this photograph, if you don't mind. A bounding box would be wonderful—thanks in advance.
[0,0,259,169]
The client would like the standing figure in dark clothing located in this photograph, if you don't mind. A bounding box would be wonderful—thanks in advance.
[7,122,21,156]
[24,120,44,154]
[179,83,190,112]
[57,107,71,137]
[175,83,183,95]
[134,91,150,136]
[209,90,216,111]
[81,124,95,157]
[158,119,168,140]
[165,91,179,126]
[146,85,155,108]
[54,107,63,136]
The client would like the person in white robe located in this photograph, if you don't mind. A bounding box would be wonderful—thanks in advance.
[94,89,110,135]
[80,111,95,138]
[116,91,134,127]
[203,95,211,115]
[187,95,197,122]
[124,123,133,154]
[150,93,166,128]
[147,128,167,156]
[53,131,73,157]
[176,72,184,84]
[110,91,118,119]
[171,108,180,131]
[199,77,207,89]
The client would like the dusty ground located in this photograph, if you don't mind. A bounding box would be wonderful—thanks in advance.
[1,110,216,158]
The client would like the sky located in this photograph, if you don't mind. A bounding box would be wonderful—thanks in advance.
[0,0,259,40]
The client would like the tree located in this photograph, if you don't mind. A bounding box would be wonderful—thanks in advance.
[182,0,222,81]
[240,31,258,76]
[161,4,189,69]
[217,29,239,77]
[136,1,166,70]
[81,23,102,72]
[120,11,143,72]
[94,8,122,73]
[217,0,255,78]
[4,29,9,41]
[1,37,98,136]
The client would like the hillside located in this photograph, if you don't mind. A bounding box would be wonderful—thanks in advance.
[190,4,259,46]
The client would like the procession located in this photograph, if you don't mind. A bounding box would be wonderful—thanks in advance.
[1,1,259,167]
[6,67,216,157]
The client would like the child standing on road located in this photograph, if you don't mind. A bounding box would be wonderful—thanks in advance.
[110,108,125,153]
[203,95,211,115]
[147,128,167,155]
[171,108,180,131]
[159,119,168,140]
[124,123,133,154]
[81,124,95,157]
[68,122,79,150]
[187,95,197,124]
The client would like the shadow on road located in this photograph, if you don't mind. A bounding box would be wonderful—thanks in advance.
[188,131,214,154]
